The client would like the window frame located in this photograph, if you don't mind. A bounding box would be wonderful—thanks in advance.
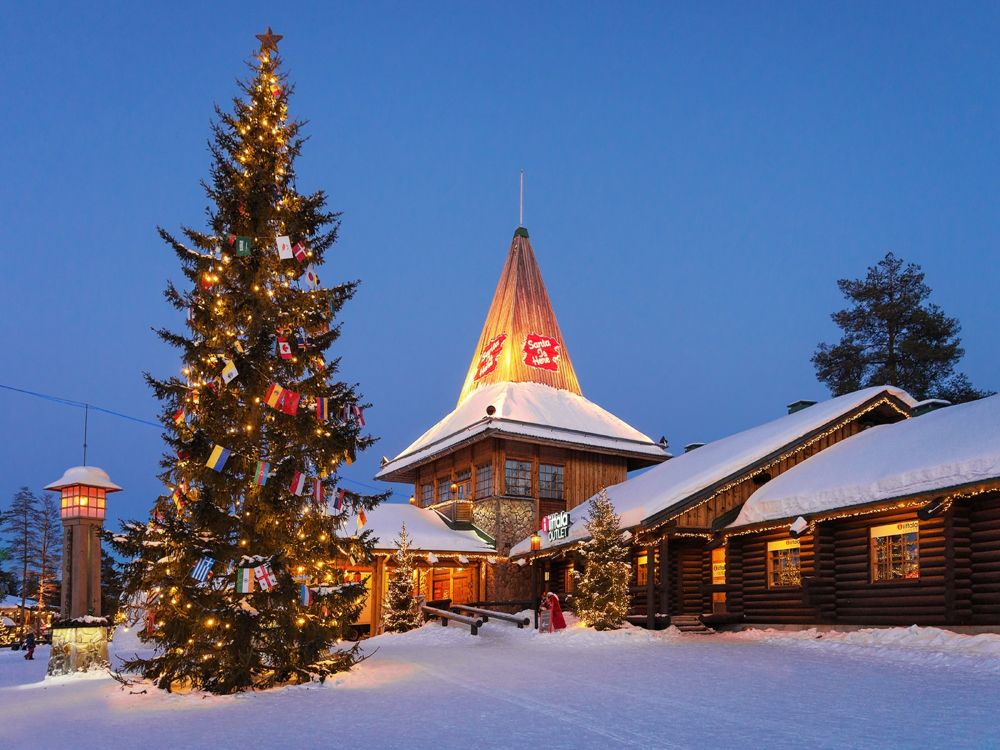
[870,521,920,583]
[504,458,533,498]
[538,463,565,501]
[475,464,493,499]
[766,538,802,589]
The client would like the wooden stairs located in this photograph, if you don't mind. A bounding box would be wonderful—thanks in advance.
[670,615,716,634]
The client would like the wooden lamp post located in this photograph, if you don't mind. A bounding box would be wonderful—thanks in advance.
[44,465,121,675]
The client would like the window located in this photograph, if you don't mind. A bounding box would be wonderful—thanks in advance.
[505,459,532,497]
[437,478,451,504]
[539,464,564,500]
[767,539,801,588]
[636,553,648,587]
[475,464,493,499]
[871,521,919,582]
[421,483,433,506]
[564,565,575,594]
[454,470,471,500]
[711,547,726,585]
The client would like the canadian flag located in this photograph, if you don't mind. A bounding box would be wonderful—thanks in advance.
[277,337,293,360]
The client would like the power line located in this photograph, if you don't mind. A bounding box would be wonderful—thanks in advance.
[0,381,408,501]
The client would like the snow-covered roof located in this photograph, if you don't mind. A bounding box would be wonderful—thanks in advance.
[377,381,667,481]
[359,503,495,554]
[511,386,916,556]
[0,596,39,610]
[732,394,1000,527]
[45,465,122,492]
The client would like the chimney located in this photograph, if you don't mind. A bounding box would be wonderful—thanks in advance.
[787,400,817,415]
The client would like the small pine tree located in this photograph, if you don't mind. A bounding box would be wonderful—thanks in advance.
[34,493,61,618]
[1,488,40,633]
[574,490,631,631]
[382,524,423,633]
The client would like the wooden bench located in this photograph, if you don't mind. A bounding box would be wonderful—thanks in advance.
[420,605,483,636]
[451,604,530,628]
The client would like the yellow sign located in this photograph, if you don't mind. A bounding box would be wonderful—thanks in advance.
[767,538,801,552]
[870,520,919,538]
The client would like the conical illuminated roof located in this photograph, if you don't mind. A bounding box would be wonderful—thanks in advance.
[457,227,582,404]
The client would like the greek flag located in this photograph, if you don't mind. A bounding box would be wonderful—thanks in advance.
[191,556,214,582]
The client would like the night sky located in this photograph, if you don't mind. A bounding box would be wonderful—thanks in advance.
[2,2,997,529]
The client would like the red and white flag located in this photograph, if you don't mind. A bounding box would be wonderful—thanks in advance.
[302,265,321,290]
[292,242,308,263]
[289,471,306,496]
[276,235,293,260]
[352,405,366,427]
[312,479,324,507]
[254,564,277,591]
[277,337,293,359]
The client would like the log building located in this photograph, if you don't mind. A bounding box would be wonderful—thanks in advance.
[376,225,667,601]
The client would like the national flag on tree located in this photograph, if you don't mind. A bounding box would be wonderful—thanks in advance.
[289,471,306,496]
[312,479,324,506]
[277,336,293,359]
[352,405,366,427]
[254,460,270,486]
[191,556,214,582]
[221,359,238,384]
[357,509,367,530]
[302,265,320,290]
[205,445,231,472]
[334,488,346,511]
[300,584,313,606]
[254,564,277,591]
[292,241,307,263]
[276,234,293,260]
[264,383,285,408]
[234,236,253,257]
[235,567,255,594]
[296,326,310,350]
[280,389,301,416]
[172,408,186,426]
[315,396,329,422]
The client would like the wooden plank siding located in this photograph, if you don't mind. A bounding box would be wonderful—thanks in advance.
[969,493,1000,624]
[669,541,707,615]
[727,530,819,624]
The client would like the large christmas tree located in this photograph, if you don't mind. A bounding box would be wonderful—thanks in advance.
[574,490,631,631]
[108,29,385,694]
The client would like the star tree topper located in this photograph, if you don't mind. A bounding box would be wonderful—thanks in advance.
[256,26,283,53]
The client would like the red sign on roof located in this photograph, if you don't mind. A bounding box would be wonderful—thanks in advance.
[523,333,560,372]
[474,333,507,381]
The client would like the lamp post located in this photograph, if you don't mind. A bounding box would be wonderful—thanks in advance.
[44,465,121,675]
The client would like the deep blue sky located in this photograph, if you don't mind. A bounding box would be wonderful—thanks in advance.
[2,2,998,529]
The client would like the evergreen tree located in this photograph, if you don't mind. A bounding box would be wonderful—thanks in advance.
[34,493,61,617]
[1,487,40,632]
[812,252,992,402]
[574,490,630,631]
[106,30,385,694]
[101,550,125,624]
[382,524,423,633]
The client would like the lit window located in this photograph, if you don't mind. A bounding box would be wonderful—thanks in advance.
[871,521,919,582]
[712,547,726,585]
[504,460,532,497]
[636,553,648,587]
[539,464,564,501]
[475,465,493,499]
[767,539,801,588]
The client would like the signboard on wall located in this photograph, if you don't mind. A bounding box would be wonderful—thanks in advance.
[474,333,507,380]
[542,510,570,542]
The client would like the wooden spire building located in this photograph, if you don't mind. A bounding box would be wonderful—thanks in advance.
[377,227,668,575]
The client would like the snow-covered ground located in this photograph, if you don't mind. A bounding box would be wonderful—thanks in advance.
[2,619,1000,749]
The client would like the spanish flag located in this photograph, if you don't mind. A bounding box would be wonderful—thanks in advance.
[265,383,284,409]
[254,460,270,486]
[206,444,231,472]
[315,397,329,422]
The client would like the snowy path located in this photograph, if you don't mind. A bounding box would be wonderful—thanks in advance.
[2,622,1000,749]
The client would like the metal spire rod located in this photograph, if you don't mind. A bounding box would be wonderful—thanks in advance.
[519,169,524,227]
[83,403,89,465]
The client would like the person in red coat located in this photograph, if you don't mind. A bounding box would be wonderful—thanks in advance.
[546,592,567,631]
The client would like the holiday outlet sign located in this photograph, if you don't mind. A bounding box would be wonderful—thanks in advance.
[475,333,507,381]
[522,333,560,372]
[542,511,570,542]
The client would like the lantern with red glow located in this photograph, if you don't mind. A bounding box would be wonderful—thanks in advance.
[530,532,541,552]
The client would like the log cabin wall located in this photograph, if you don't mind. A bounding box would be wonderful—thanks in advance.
[727,530,819,624]
[969,492,1000,624]
[827,509,947,625]
[669,540,707,615]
